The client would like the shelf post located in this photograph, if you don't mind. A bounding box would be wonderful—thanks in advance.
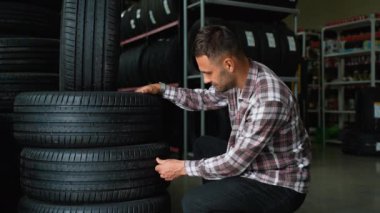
[370,14,376,87]
[183,0,189,160]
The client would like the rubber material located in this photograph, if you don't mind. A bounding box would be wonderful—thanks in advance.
[0,2,59,38]
[60,0,120,91]
[0,73,58,112]
[13,92,163,147]
[20,143,169,204]
[18,194,171,213]
[0,38,59,72]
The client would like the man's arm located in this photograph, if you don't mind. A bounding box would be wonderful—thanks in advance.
[136,83,228,111]
[185,100,289,179]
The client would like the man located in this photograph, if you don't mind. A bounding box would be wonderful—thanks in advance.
[136,25,311,213]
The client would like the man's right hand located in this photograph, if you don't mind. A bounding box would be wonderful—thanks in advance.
[135,83,161,94]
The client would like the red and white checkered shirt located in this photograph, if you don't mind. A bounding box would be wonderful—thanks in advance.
[162,60,311,193]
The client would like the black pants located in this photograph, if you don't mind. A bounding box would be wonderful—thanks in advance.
[183,136,306,213]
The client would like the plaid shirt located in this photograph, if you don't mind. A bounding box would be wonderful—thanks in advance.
[163,61,311,193]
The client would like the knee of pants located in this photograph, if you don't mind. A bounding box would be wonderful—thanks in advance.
[181,190,207,212]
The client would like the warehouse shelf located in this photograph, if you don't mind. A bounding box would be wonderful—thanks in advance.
[297,31,321,136]
[182,0,300,159]
[188,0,300,14]
[325,139,342,144]
[120,20,179,46]
[324,49,380,58]
[188,74,202,79]
[324,80,380,86]
[325,110,355,114]
[323,15,380,31]
[321,13,380,147]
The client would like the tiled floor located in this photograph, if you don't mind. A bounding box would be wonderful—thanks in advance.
[168,144,380,213]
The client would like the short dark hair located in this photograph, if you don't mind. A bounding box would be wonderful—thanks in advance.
[193,25,244,60]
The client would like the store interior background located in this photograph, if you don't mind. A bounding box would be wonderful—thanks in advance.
[286,0,380,28]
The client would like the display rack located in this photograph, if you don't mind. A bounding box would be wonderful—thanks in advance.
[321,13,380,146]
[120,20,179,46]
[182,0,300,159]
[297,31,321,139]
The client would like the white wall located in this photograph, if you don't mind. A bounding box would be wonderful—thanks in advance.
[286,0,380,30]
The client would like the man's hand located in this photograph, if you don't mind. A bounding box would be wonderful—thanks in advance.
[155,157,186,181]
[135,83,161,94]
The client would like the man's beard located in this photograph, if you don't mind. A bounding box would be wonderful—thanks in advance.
[213,69,234,92]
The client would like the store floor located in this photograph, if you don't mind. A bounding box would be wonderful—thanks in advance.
[168,144,380,213]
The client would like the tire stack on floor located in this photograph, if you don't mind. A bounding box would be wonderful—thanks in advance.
[11,0,171,212]
[0,1,60,211]
[14,92,171,212]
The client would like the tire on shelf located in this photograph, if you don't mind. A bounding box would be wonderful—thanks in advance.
[253,23,282,74]
[142,36,180,84]
[18,194,171,213]
[146,0,178,31]
[118,43,146,87]
[276,22,300,77]
[226,21,261,62]
[20,143,170,204]
[188,18,262,74]
[13,92,163,148]
[121,3,147,41]
[60,0,120,91]
[0,38,59,73]
[0,113,21,213]
[0,73,59,113]
[188,0,297,22]
[188,18,225,75]
[0,2,59,38]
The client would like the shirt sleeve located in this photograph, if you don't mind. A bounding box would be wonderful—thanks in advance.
[162,84,228,111]
[184,100,290,179]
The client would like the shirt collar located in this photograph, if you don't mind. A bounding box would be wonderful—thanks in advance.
[238,60,257,100]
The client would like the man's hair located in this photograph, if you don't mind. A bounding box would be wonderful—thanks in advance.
[193,25,244,60]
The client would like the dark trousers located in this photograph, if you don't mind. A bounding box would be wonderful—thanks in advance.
[183,136,306,213]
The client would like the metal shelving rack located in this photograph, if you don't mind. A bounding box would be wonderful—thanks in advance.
[321,13,380,146]
[182,0,300,159]
[297,31,321,138]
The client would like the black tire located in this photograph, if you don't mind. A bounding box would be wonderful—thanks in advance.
[12,0,63,12]
[0,38,59,73]
[254,23,282,73]
[0,73,58,112]
[19,194,171,213]
[13,91,163,147]
[20,143,169,204]
[276,22,300,77]
[60,0,120,91]
[0,2,59,38]
[142,37,180,84]
[0,113,22,212]
[118,44,146,87]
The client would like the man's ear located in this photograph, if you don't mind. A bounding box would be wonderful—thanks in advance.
[223,57,234,73]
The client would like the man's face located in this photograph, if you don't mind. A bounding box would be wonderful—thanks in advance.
[195,55,235,92]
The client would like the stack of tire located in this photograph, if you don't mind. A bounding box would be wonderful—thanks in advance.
[0,1,60,211]
[188,0,298,22]
[12,0,171,212]
[186,1,300,142]
[14,92,171,212]
[119,0,180,87]
[118,36,180,87]
[188,18,300,79]
[121,0,179,41]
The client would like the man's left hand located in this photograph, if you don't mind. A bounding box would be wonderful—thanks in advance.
[155,157,186,181]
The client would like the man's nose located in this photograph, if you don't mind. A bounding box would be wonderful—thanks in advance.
[203,74,211,84]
